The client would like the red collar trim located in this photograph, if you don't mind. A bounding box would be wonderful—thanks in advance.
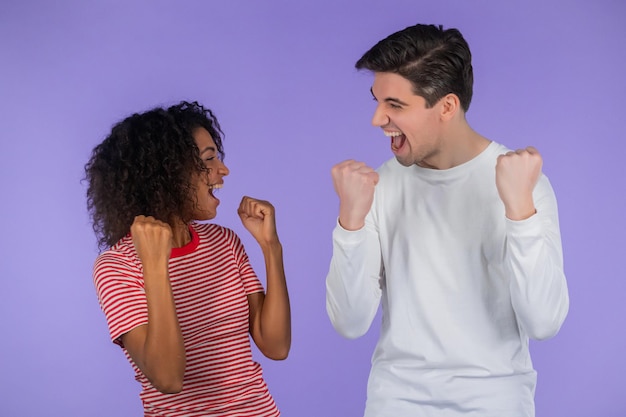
[170,224,199,258]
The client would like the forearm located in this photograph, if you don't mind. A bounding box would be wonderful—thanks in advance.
[135,267,186,392]
[257,241,291,359]
[326,222,382,339]
[506,183,569,340]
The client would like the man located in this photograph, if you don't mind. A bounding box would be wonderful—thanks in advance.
[326,24,569,417]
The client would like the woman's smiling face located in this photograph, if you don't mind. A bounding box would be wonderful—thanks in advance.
[191,127,230,220]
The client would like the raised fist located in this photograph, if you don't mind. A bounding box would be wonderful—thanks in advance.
[495,146,542,220]
[331,160,379,230]
[238,196,279,247]
[130,215,173,270]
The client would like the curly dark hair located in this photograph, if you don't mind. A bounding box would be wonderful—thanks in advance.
[356,24,474,112]
[84,101,225,250]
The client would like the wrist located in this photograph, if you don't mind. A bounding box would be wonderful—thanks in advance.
[260,239,282,254]
[141,261,169,279]
[338,207,366,230]
[338,216,365,231]
[504,205,536,221]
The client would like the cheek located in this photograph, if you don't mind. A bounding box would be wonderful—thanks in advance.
[408,116,434,136]
[396,115,417,133]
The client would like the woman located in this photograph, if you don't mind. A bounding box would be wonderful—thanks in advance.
[85,101,290,416]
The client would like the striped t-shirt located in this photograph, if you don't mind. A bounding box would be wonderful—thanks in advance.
[94,222,279,416]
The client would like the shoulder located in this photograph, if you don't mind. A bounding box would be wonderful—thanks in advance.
[94,235,137,272]
[192,221,234,237]
[191,222,243,246]
[490,141,510,156]
[93,244,142,292]
[535,172,557,200]
[376,157,402,178]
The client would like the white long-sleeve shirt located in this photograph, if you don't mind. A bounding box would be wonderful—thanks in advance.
[326,142,569,417]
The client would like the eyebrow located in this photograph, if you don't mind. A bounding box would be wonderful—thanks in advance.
[370,87,409,106]
[199,146,216,155]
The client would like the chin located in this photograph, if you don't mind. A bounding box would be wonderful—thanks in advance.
[194,210,217,221]
[395,156,414,167]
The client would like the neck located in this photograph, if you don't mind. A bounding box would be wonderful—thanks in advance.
[426,120,490,170]
[171,219,192,248]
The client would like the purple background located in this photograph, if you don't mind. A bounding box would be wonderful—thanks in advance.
[1,1,624,416]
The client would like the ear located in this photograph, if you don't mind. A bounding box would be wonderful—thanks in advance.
[440,93,461,121]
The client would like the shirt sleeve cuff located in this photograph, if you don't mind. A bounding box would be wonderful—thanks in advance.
[332,218,368,245]
[505,211,543,238]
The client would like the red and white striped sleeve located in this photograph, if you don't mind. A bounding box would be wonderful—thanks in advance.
[225,228,265,295]
[93,250,148,347]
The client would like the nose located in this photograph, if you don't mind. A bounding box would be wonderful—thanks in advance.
[218,159,230,176]
[371,104,389,127]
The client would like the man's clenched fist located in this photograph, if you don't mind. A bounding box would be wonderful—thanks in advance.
[331,160,379,231]
[495,146,542,221]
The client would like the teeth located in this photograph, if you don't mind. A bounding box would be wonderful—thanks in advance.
[209,184,223,190]
[383,131,403,137]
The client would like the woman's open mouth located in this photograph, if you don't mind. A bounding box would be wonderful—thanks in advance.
[208,183,222,201]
